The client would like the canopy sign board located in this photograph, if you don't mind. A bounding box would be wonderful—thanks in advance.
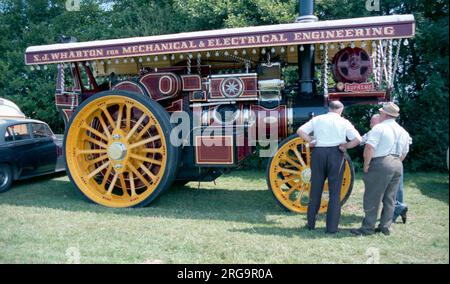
[25,15,415,65]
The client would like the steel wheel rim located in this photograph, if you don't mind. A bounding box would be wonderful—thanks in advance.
[65,95,167,207]
[269,137,352,213]
[0,169,8,187]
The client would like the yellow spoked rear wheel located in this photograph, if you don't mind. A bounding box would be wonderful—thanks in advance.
[267,134,354,214]
[64,91,178,208]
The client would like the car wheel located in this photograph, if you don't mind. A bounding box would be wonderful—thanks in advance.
[0,164,13,193]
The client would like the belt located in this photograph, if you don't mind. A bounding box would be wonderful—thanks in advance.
[373,154,400,160]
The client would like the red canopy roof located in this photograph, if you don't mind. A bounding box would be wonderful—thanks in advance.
[25,14,415,65]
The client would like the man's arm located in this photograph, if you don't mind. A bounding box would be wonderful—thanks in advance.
[363,144,375,173]
[296,119,314,144]
[340,122,362,152]
[339,137,362,152]
[297,128,313,143]
[400,154,407,162]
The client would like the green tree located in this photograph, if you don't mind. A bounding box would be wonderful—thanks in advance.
[1,0,447,171]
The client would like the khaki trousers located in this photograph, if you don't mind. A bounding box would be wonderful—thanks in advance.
[361,155,403,233]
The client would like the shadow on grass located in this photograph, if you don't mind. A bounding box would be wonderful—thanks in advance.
[0,172,368,238]
[0,176,295,225]
[229,227,361,239]
[415,180,449,205]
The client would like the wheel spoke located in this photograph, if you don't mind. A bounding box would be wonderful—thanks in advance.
[100,164,113,188]
[97,115,112,140]
[128,163,151,188]
[285,183,301,197]
[129,153,162,165]
[304,144,311,165]
[282,156,302,170]
[85,126,108,142]
[292,148,306,168]
[294,188,306,206]
[119,174,129,197]
[83,135,108,149]
[87,154,109,166]
[279,167,300,176]
[129,171,136,196]
[125,104,132,131]
[106,172,119,196]
[129,135,160,149]
[87,161,110,179]
[136,120,154,140]
[126,114,147,141]
[140,147,163,154]
[138,162,157,182]
[116,104,124,130]
[101,106,116,129]
[77,149,107,155]
[66,95,169,208]
[279,176,299,185]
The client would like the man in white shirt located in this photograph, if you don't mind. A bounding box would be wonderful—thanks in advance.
[297,100,361,234]
[351,102,411,236]
[360,113,411,224]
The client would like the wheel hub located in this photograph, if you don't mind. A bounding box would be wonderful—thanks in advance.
[108,142,127,161]
[301,168,311,183]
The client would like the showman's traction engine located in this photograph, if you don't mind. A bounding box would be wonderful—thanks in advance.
[24,0,415,212]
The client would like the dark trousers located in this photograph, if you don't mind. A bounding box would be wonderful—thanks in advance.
[307,146,345,233]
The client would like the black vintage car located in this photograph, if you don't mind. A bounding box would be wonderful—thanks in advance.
[0,119,65,192]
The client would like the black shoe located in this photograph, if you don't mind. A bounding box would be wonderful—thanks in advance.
[304,225,314,231]
[375,227,391,236]
[400,207,408,224]
[350,228,374,236]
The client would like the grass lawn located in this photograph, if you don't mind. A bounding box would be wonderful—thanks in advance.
[0,170,448,264]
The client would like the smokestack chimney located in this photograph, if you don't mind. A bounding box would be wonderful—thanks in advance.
[296,0,318,23]
[296,0,318,98]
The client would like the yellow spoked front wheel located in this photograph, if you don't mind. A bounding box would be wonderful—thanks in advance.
[267,134,354,214]
[64,91,178,208]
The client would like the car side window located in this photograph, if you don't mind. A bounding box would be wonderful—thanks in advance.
[4,127,14,142]
[6,124,31,141]
[31,123,53,138]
